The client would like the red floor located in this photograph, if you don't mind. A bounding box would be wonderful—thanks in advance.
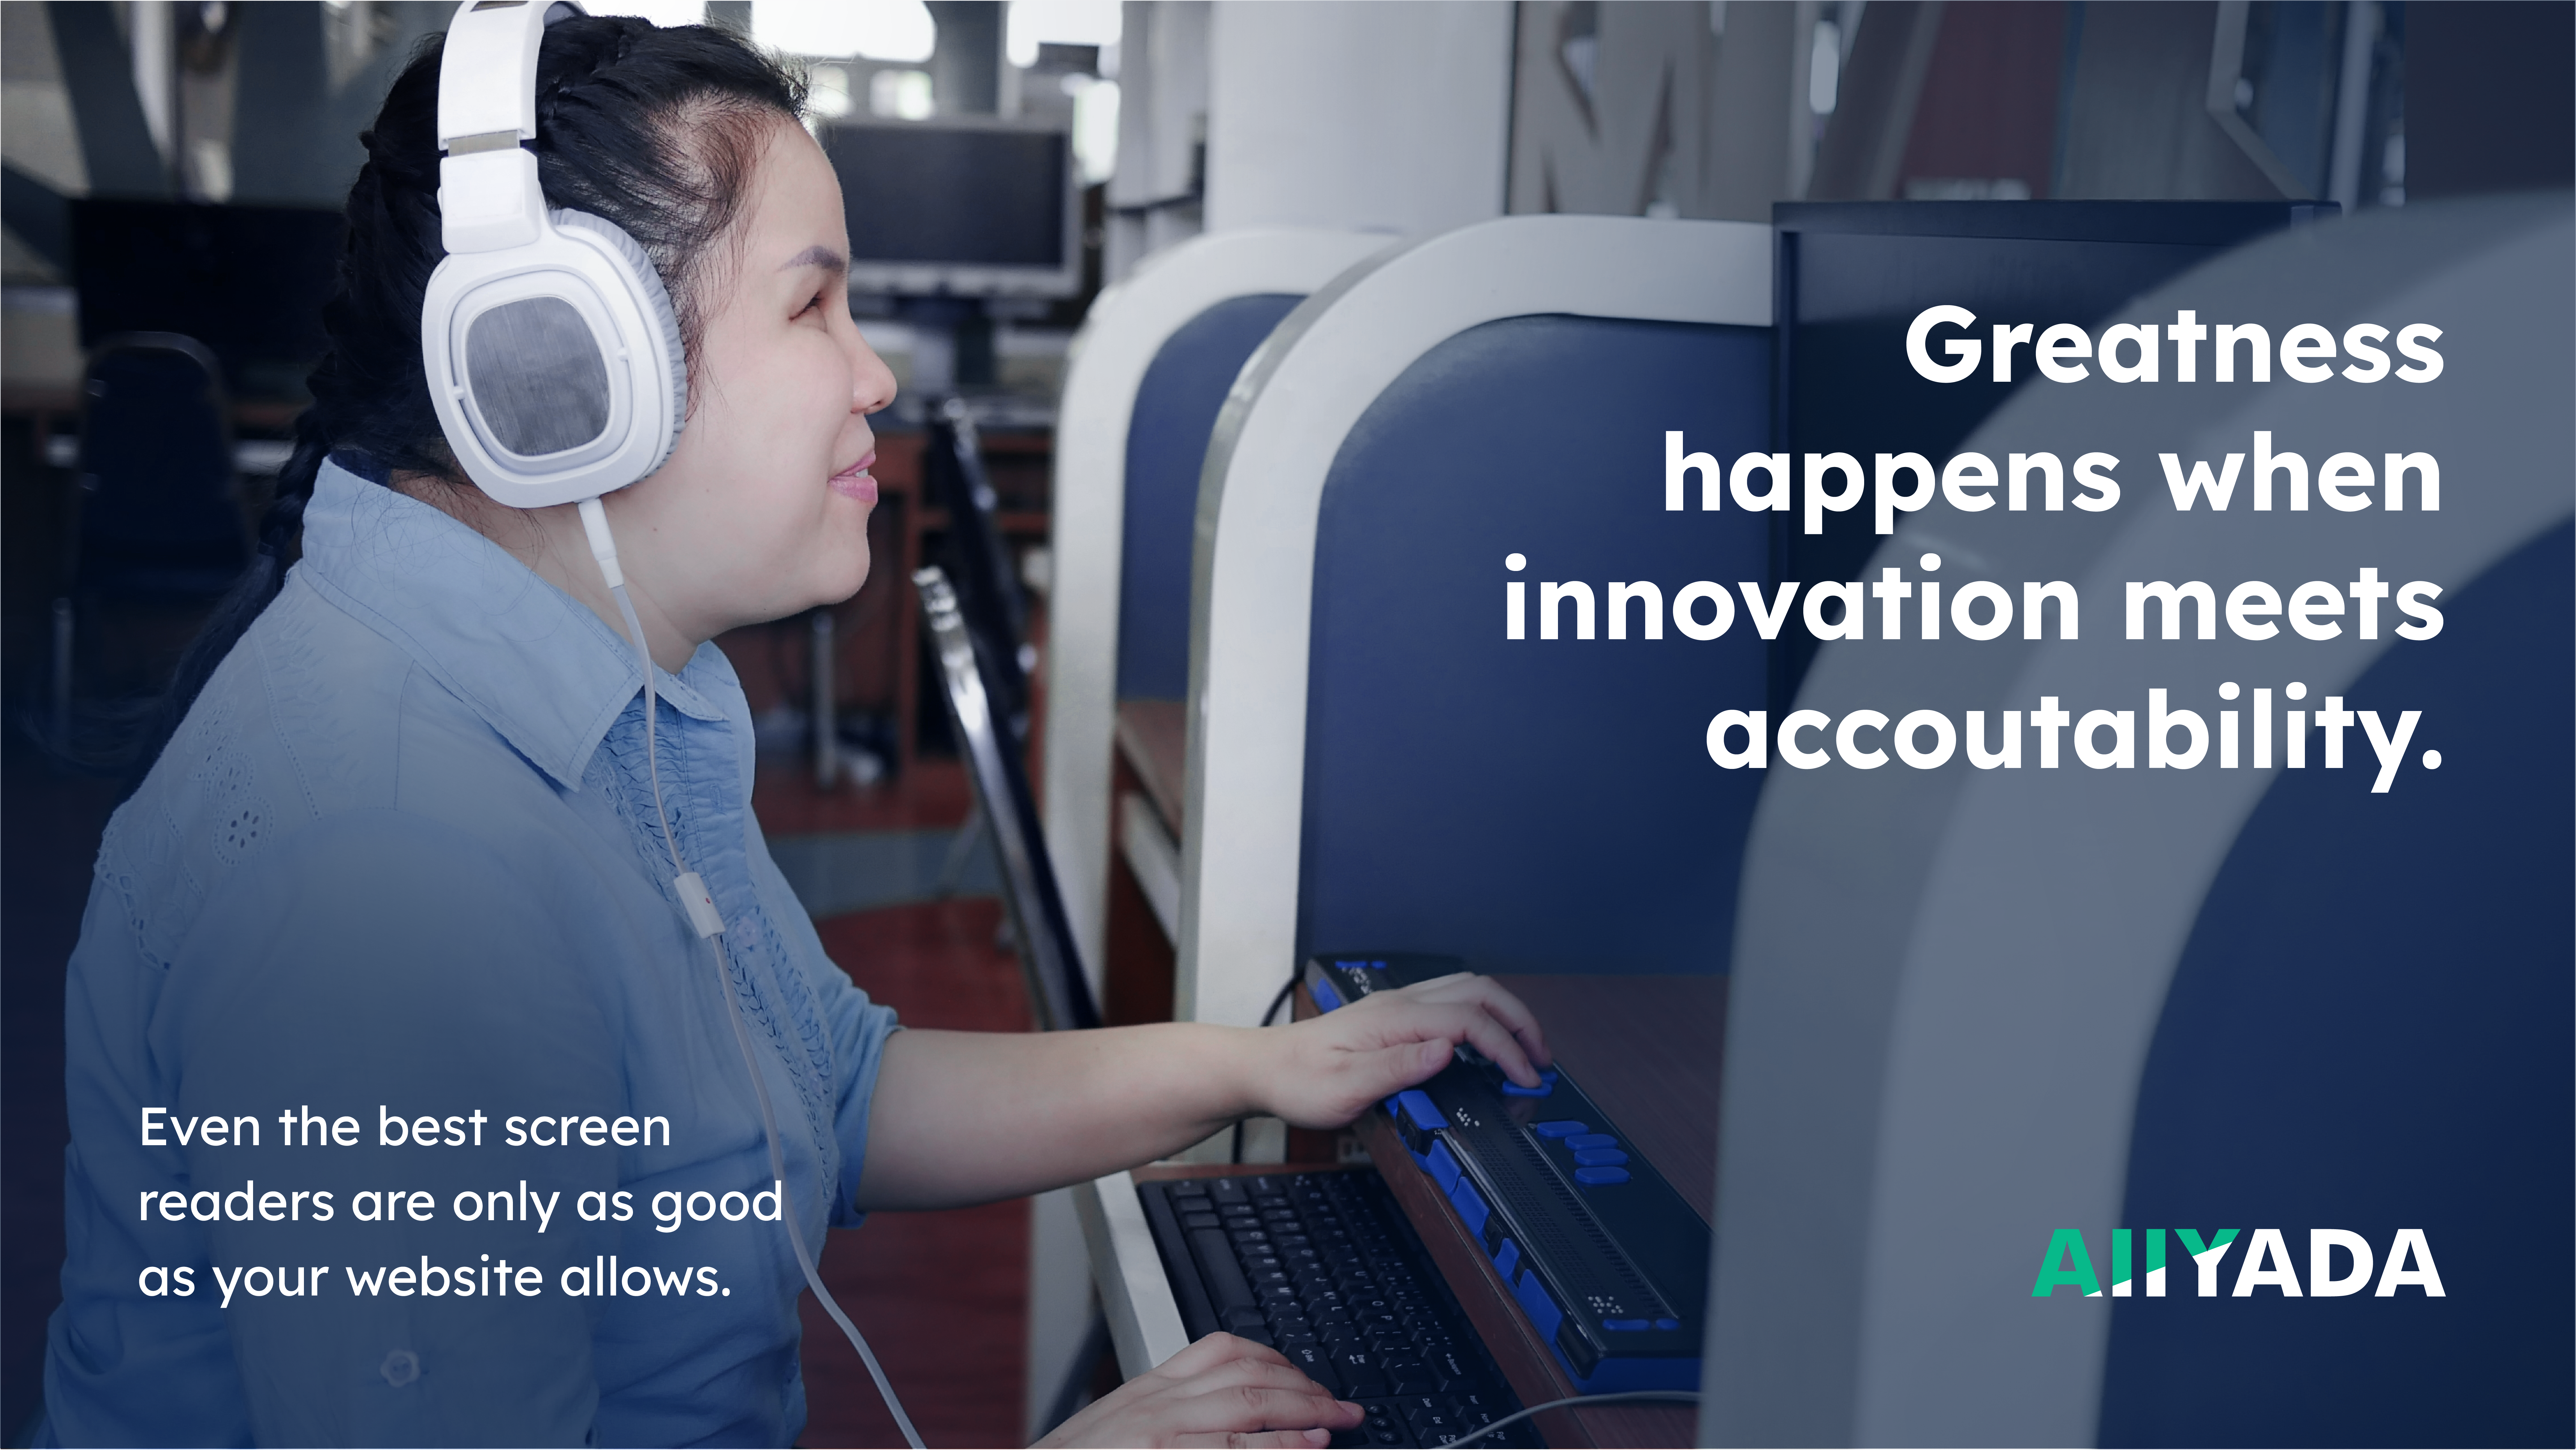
[799,897,1040,1449]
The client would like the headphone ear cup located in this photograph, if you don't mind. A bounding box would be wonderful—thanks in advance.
[551,209,689,472]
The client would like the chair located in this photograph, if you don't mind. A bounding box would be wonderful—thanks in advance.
[922,396,1034,743]
[49,332,250,744]
[914,563,1099,1034]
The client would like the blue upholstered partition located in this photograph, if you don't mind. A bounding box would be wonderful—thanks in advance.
[1116,294,1304,701]
[1297,315,1770,975]
[2101,520,2575,1449]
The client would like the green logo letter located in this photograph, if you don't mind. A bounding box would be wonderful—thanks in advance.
[2032,1229,2102,1297]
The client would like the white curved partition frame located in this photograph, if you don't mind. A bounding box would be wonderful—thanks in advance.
[1177,216,1772,1028]
[1041,228,1395,984]
[1703,196,2571,1448]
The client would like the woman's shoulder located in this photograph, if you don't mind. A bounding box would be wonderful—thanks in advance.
[130,570,420,824]
[97,572,554,963]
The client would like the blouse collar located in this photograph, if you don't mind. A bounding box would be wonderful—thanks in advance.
[294,457,733,789]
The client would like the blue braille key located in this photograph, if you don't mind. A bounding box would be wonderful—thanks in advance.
[1654,1317,1681,1330]
[1571,1147,1628,1167]
[1499,1069,1558,1098]
[1531,1121,1588,1138]
[1603,1318,1651,1332]
[1564,1133,1617,1151]
[1573,1165,1631,1185]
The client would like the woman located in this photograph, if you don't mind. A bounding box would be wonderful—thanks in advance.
[41,12,1548,1448]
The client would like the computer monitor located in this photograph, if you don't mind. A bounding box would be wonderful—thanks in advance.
[70,198,344,398]
[819,117,1079,299]
[1770,200,2329,704]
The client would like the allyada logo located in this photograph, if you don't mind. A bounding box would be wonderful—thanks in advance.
[2032,1229,2446,1298]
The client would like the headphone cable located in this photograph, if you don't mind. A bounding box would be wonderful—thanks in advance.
[579,499,925,1450]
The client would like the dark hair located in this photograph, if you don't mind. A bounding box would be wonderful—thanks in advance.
[126,14,804,791]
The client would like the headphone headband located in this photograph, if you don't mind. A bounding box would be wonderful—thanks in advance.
[423,0,687,510]
[435,0,580,255]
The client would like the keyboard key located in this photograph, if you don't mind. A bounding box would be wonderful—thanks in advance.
[1334,1350,1389,1398]
[1565,1133,1618,1151]
[1429,1345,1478,1387]
[1182,1212,1221,1229]
[1531,1120,1589,1137]
[1574,1165,1632,1185]
[1403,1404,1461,1442]
[1222,1306,1269,1332]
[1386,1361,1437,1394]
[1603,1317,1651,1331]
[1284,1342,1340,1395]
[1572,1146,1629,1167]
[1655,1316,1681,1330]
[1191,1229,1261,1316]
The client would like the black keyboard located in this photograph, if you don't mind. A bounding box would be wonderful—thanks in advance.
[1138,1171,1539,1448]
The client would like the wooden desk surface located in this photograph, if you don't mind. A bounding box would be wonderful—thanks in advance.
[1320,973,1726,1449]
[1115,697,1189,836]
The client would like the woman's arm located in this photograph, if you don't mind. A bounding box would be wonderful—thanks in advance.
[853,972,1550,1211]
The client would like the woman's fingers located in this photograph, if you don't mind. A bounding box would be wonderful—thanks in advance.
[1372,996,1539,1087]
[1148,1331,1295,1384]
[1172,1383,1363,1435]
[1040,1333,1358,1447]
[1404,974,1551,1070]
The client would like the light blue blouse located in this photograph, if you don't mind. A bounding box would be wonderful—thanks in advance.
[45,458,901,1447]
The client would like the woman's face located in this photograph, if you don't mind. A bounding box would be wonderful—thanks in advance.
[616,116,896,641]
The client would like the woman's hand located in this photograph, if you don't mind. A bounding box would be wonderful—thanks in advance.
[855,976,1548,1210]
[1254,972,1551,1131]
[1036,1333,1364,1447]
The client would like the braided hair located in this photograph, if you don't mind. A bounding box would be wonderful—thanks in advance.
[132,14,804,790]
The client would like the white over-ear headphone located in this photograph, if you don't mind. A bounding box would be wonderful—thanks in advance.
[416,12,924,1443]
[422,0,685,510]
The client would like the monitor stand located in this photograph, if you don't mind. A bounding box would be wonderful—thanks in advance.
[897,295,995,396]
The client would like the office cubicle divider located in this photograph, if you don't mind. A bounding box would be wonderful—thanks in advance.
[1041,228,1393,984]
[1704,194,2572,1448]
[1179,216,1772,1032]
[1032,227,1386,1439]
